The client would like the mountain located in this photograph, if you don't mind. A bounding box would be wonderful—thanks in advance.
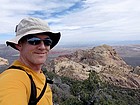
[46,44,140,89]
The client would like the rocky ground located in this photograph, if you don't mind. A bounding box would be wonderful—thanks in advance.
[46,44,140,89]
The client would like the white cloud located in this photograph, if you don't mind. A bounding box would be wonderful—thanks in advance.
[0,0,140,44]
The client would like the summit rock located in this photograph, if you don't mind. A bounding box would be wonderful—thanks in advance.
[46,44,140,89]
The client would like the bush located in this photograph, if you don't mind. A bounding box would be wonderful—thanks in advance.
[43,68,140,105]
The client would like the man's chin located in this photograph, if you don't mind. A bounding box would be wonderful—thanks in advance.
[35,60,46,65]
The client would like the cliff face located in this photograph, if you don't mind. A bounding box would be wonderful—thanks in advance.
[46,44,140,89]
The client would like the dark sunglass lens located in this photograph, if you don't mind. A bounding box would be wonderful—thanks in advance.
[27,38,41,45]
[27,37,52,46]
[44,38,52,46]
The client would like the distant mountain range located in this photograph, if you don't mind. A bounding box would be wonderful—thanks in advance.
[57,40,140,48]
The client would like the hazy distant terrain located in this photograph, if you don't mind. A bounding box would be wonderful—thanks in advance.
[0,44,140,67]
[113,45,140,67]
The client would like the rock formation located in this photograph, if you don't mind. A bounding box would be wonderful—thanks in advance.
[132,66,140,75]
[0,57,9,66]
[46,44,140,89]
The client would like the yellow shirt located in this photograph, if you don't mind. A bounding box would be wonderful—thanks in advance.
[0,60,52,105]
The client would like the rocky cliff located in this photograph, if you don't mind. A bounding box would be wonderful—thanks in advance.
[46,44,140,89]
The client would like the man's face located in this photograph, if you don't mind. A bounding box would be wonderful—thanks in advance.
[17,34,51,66]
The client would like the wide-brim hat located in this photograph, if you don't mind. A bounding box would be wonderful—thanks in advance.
[6,17,61,50]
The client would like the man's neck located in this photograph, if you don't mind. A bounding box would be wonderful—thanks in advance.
[18,58,42,73]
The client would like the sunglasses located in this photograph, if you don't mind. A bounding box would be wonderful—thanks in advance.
[27,37,52,46]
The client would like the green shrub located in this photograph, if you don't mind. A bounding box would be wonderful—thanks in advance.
[43,68,140,105]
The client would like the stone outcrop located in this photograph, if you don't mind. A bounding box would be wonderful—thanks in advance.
[46,44,140,89]
[132,66,140,75]
[0,57,9,66]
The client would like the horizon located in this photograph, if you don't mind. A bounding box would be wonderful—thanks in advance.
[1,40,140,49]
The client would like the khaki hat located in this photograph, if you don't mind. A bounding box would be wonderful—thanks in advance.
[6,17,61,50]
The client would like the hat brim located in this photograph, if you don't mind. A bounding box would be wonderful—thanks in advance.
[6,32,61,50]
[43,32,61,49]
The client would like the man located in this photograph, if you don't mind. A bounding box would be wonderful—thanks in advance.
[0,17,61,105]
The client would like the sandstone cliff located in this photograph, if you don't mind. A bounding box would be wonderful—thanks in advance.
[46,44,140,89]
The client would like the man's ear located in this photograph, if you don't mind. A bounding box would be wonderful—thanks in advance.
[15,44,22,51]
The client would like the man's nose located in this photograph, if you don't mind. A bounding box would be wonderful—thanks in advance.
[39,41,46,49]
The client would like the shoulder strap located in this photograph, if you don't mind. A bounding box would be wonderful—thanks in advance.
[31,78,53,105]
[7,66,37,105]
[7,65,53,105]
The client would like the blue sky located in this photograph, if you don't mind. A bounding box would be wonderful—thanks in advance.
[0,0,140,46]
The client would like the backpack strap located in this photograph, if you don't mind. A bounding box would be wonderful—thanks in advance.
[7,65,53,105]
[30,77,53,105]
